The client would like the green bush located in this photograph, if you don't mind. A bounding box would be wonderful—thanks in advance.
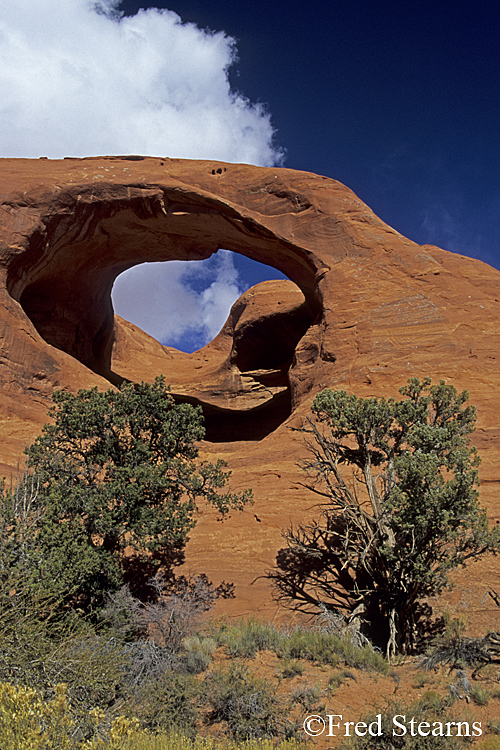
[334,636,388,673]
[469,684,490,705]
[279,628,387,673]
[204,664,291,741]
[280,629,340,666]
[215,617,283,658]
[280,659,304,678]
[131,671,200,736]
[213,618,387,673]
[183,636,217,674]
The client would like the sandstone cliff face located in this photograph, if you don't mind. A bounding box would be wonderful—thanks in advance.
[1,156,499,623]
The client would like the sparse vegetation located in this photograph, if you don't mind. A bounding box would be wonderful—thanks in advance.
[328,668,357,692]
[336,696,481,749]
[488,718,500,735]
[413,671,435,689]
[280,659,305,678]
[183,635,217,674]
[214,617,388,673]
[470,684,490,706]
[481,738,500,750]
[290,680,323,712]
[214,616,282,658]
[204,663,292,741]
[423,613,500,675]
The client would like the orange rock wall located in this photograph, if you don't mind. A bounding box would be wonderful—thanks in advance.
[1,156,499,624]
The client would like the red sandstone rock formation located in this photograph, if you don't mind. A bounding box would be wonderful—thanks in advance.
[1,156,499,623]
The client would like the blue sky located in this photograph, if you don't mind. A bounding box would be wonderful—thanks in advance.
[121,0,499,270]
[1,1,499,351]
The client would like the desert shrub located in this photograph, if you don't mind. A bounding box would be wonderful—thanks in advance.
[469,684,490,705]
[488,719,500,735]
[215,617,283,658]
[333,636,388,672]
[280,628,340,665]
[280,659,305,678]
[481,738,500,750]
[93,735,307,750]
[213,617,387,672]
[415,690,451,712]
[0,682,162,749]
[413,671,435,688]
[0,682,73,750]
[183,636,217,674]
[204,663,292,741]
[0,680,307,749]
[424,631,500,675]
[279,627,387,673]
[104,573,229,684]
[0,578,128,736]
[328,669,357,691]
[290,681,323,712]
[422,613,476,672]
[105,574,230,645]
[131,670,200,736]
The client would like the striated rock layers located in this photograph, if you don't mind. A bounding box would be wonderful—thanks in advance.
[1,156,499,624]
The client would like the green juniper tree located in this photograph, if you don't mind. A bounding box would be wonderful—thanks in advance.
[2,377,252,610]
[270,378,500,657]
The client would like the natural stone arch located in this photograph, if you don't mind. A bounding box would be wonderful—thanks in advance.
[7,181,320,384]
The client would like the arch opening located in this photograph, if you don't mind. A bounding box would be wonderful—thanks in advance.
[110,253,314,442]
[111,250,289,354]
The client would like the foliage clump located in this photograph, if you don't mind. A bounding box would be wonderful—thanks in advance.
[1,376,251,609]
[0,679,308,749]
[214,616,283,658]
[204,663,292,741]
[214,617,387,673]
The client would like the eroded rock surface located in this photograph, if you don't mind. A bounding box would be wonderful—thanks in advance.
[1,156,499,624]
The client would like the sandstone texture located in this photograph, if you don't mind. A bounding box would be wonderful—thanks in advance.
[1,156,499,625]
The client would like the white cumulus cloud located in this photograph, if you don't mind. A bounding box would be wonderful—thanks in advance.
[0,0,280,164]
